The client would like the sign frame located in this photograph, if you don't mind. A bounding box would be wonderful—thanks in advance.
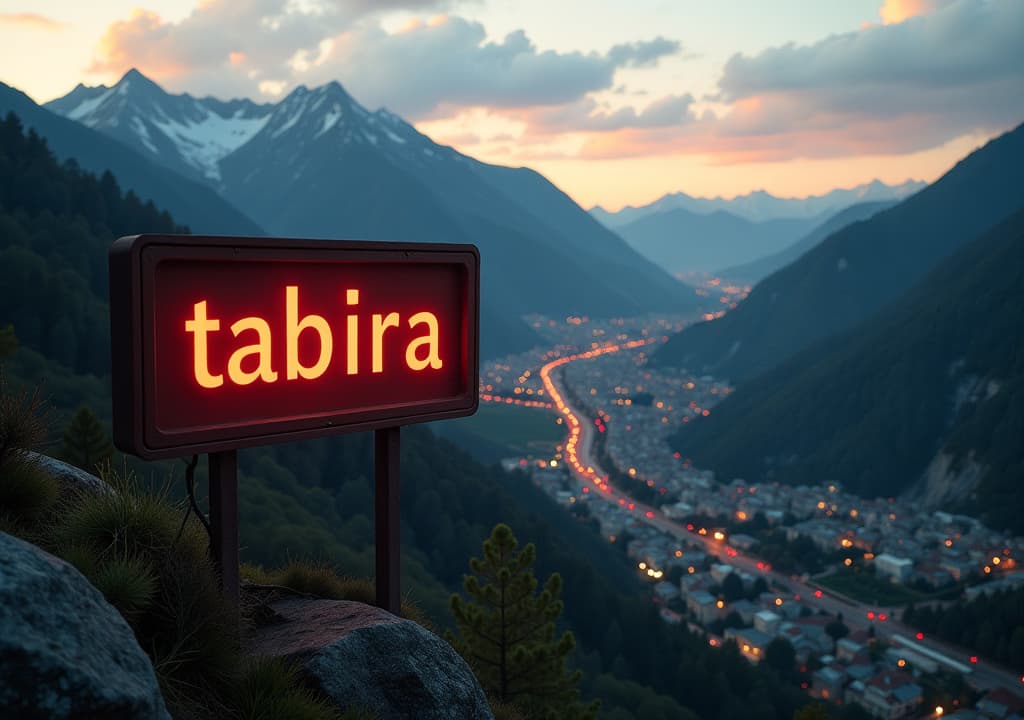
[110,233,480,460]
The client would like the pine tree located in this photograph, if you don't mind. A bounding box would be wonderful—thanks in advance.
[61,406,114,473]
[448,523,597,720]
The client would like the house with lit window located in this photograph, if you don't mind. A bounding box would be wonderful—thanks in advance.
[724,627,771,664]
[811,665,846,703]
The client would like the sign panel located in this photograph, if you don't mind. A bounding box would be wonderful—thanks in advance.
[110,234,479,458]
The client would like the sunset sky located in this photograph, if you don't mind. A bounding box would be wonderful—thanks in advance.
[2,0,1021,210]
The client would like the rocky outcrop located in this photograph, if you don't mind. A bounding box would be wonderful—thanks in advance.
[26,451,111,498]
[248,598,494,720]
[908,449,984,510]
[0,532,170,720]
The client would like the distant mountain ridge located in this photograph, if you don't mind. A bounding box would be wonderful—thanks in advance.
[591,179,924,227]
[652,122,1024,381]
[47,70,699,359]
[614,206,822,275]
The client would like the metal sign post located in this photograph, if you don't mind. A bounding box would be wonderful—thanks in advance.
[208,450,240,605]
[375,427,401,615]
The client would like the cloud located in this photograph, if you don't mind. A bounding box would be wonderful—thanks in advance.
[578,0,1024,161]
[90,2,679,116]
[311,17,673,116]
[608,37,680,68]
[0,12,67,31]
[90,0,449,98]
[523,94,695,135]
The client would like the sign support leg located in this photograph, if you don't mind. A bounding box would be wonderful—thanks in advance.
[209,450,240,606]
[375,427,401,615]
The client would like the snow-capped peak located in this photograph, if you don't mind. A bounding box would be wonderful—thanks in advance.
[46,69,274,183]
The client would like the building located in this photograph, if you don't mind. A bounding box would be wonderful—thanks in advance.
[687,591,720,625]
[837,637,865,663]
[859,670,923,719]
[754,610,782,636]
[654,581,680,603]
[975,687,1024,719]
[812,666,846,703]
[875,554,914,583]
[658,607,683,625]
[725,627,772,664]
[710,563,734,585]
[730,599,758,625]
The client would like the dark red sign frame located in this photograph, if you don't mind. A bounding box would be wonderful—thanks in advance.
[110,234,479,459]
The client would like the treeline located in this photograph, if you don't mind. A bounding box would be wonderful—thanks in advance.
[0,114,857,719]
[903,586,1024,668]
[0,112,185,379]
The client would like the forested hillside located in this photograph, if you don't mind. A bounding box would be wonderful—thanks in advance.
[0,112,184,385]
[670,208,1024,532]
[715,201,895,284]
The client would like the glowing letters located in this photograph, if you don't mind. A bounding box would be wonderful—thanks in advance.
[184,285,443,388]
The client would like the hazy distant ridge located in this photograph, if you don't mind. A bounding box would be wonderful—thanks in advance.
[591,179,925,227]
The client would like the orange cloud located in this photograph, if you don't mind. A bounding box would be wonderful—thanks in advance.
[91,9,193,81]
[879,0,950,24]
[0,12,67,31]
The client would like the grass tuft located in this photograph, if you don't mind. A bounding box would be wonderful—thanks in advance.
[0,455,59,523]
[56,467,237,717]
[91,555,158,620]
[233,657,340,720]
[0,369,51,462]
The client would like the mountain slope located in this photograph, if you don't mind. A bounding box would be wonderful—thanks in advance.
[716,200,896,284]
[653,122,1024,380]
[0,82,262,236]
[669,208,1024,533]
[591,179,924,227]
[615,206,820,274]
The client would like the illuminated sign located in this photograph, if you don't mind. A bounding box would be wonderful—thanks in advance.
[110,234,479,459]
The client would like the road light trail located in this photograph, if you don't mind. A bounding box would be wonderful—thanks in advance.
[536,338,1020,692]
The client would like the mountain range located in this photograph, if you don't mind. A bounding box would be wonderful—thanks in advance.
[591,179,925,227]
[43,70,699,359]
[652,122,1024,382]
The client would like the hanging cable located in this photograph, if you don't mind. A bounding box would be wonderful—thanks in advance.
[174,454,211,548]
